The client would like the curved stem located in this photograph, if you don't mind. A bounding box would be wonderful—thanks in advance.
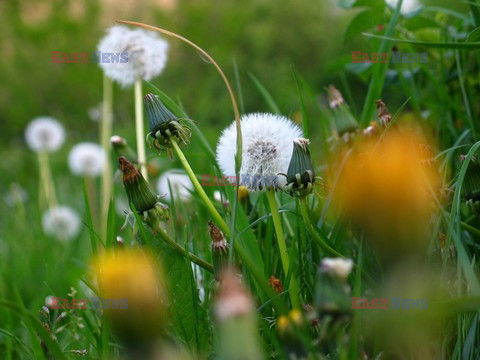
[134,78,148,180]
[100,74,113,241]
[266,190,301,309]
[299,199,344,258]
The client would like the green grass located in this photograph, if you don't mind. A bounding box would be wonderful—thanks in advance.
[1,1,480,359]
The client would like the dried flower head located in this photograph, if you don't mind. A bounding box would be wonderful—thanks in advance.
[281,138,318,198]
[97,26,169,87]
[327,85,358,136]
[216,113,302,190]
[209,220,229,280]
[42,206,81,241]
[25,117,65,153]
[68,143,106,177]
[144,93,192,155]
[376,99,392,127]
[268,276,284,294]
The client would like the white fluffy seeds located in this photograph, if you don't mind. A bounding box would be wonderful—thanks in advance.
[157,170,193,201]
[97,25,169,87]
[42,206,81,241]
[68,143,106,177]
[25,117,65,153]
[216,113,302,190]
[320,258,354,280]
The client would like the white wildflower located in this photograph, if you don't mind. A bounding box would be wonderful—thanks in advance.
[42,206,81,241]
[25,117,65,153]
[320,258,354,280]
[97,25,169,87]
[68,143,106,177]
[386,0,421,14]
[157,170,193,201]
[216,113,302,190]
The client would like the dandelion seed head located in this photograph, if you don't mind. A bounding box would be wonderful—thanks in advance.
[25,117,65,153]
[216,113,302,190]
[157,170,193,201]
[42,206,81,241]
[320,258,354,280]
[68,143,106,177]
[97,25,169,87]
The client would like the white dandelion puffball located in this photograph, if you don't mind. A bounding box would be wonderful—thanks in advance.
[25,117,65,153]
[97,25,169,87]
[320,258,354,280]
[157,170,193,201]
[216,113,302,190]
[42,206,81,241]
[68,142,106,177]
[386,0,421,14]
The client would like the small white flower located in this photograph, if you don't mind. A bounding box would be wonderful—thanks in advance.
[25,117,65,153]
[97,25,169,87]
[68,143,106,177]
[157,170,193,201]
[42,206,81,241]
[216,113,302,190]
[320,258,354,280]
[386,0,421,14]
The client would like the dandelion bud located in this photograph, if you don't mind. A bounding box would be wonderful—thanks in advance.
[119,156,158,214]
[375,99,392,127]
[110,135,137,163]
[282,138,316,198]
[327,85,358,136]
[209,220,229,280]
[144,93,191,153]
[214,268,263,360]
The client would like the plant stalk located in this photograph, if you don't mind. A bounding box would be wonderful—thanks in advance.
[135,78,148,180]
[100,74,113,241]
[266,190,301,309]
[37,151,58,210]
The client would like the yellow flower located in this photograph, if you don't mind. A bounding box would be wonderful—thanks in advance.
[334,128,441,254]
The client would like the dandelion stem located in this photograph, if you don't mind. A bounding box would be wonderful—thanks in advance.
[147,214,214,273]
[266,190,301,309]
[37,151,57,210]
[298,199,344,258]
[169,137,283,311]
[135,78,148,180]
[100,74,113,241]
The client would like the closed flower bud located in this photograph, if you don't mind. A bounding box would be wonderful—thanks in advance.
[327,85,358,136]
[375,99,392,127]
[144,93,191,154]
[119,156,167,217]
[282,138,317,198]
[209,220,229,281]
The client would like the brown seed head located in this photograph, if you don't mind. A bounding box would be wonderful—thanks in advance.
[119,156,140,184]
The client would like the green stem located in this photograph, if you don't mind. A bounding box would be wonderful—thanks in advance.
[266,190,301,309]
[37,151,57,210]
[169,137,284,312]
[134,78,148,180]
[299,199,344,258]
[170,137,230,235]
[100,74,113,241]
[155,221,214,273]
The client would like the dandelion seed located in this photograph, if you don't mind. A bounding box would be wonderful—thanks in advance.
[157,170,193,201]
[216,113,302,190]
[25,117,65,153]
[68,143,106,177]
[97,25,169,87]
[320,258,354,280]
[42,206,81,241]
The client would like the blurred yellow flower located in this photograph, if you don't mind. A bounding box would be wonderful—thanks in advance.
[334,128,441,255]
[92,249,166,341]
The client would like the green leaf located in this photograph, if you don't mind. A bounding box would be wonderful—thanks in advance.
[467,26,480,42]
[363,33,480,49]
[248,73,281,114]
[344,10,378,43]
